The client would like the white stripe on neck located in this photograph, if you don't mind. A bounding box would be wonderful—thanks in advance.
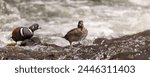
[20,28,33,37]
[20,28,24,37]
[28,28,33,34]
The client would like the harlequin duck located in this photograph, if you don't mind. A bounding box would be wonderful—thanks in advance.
[63,20,88,47]
[11,23,41,43]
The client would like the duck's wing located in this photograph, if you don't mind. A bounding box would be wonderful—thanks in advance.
[64,28,82,38]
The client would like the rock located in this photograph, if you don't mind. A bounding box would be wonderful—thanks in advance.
[7,41,16,46]
[0,30,150,60]
[20,37,42,46]
[109,51,150,60]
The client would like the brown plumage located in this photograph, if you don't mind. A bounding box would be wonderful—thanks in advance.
[63,20,88,46]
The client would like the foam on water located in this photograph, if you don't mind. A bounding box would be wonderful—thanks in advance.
[0,32,12,46]
[129,0,150,6]
[1,0,150,47]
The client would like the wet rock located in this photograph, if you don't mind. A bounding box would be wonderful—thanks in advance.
[20,37,42,46]
[109,51,150,60]
[109,52,141,60]
[0,30,150,60]
[93,38,109,45]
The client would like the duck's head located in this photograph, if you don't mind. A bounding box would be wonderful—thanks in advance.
[78,20,84,28]
[29,23,41,32]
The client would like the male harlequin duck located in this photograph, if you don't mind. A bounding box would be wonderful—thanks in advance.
[63,20,88,47]
[11,23,41,43]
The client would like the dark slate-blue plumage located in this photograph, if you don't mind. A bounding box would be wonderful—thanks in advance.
[12,23,40,42]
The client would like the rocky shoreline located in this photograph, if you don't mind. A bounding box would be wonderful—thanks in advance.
[1,30,150,60]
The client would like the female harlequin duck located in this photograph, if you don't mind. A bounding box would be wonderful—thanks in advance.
[63,20,88,47]
[11,23,41,43]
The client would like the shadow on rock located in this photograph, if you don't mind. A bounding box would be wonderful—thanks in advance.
[1,30,150,60]
[20,37,42,46]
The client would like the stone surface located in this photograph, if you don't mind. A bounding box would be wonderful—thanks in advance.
[1,30,150,60]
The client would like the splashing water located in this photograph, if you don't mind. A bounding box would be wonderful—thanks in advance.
[1,0,150,47]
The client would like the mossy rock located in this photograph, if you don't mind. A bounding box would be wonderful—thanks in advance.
[7,41,16,46]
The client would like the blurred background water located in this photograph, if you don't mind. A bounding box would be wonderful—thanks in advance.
[1,0,150,47]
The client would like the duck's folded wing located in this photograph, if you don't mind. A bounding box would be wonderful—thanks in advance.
[65,28,82,37]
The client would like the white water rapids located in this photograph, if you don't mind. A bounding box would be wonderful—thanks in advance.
[1,0,150,47]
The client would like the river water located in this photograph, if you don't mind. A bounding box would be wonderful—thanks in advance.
[1,0,150,47]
